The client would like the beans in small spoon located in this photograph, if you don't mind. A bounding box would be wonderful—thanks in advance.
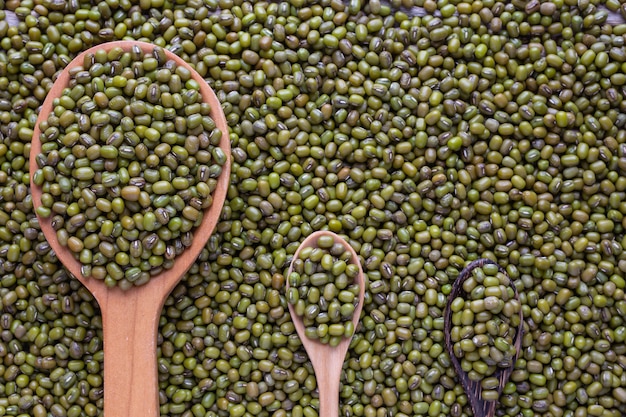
[286,231,365,417]
[444,258,524,417]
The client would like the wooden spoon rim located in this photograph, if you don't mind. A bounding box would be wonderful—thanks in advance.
[443,258,524,417]
[286,230,366,352]
[29,40,231,299]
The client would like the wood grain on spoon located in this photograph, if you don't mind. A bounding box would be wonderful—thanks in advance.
[286,231,365,417]
[29,41,231,417]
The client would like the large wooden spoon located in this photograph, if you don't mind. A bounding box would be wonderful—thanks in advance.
[286,231,365,417]
[29,41,231,417]
[443,258,524,417]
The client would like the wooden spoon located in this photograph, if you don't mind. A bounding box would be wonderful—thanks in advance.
[286,230,365,417]
[443,258,524,417]
[29,41,231,417]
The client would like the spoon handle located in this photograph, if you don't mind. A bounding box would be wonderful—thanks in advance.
[312,355,341,417]
[307,340,353,417]
[98,289,161,417]
[318,376,340,417]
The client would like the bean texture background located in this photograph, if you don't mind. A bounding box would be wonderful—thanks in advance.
[2,0,626,417]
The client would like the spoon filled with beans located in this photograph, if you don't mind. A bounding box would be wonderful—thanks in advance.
[30,41,231,417]
[444,258,524,417]
[286,230,366,417]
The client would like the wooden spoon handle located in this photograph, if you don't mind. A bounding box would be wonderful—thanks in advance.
[306,338,353,417]
[318,371,340,417]
[99,289,161,417]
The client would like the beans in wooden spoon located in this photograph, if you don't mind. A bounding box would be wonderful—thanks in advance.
[286,231,365,417]
[29,41,231,417]
[444,258,524,417]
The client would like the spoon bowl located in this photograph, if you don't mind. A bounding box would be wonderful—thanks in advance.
[443,258,524,417]
[29,41,231,417]
[286,230,365,417]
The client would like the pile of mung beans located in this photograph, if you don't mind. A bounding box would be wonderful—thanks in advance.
[448,262,522,401]
[287,233,361,346]
[32,44,226,289]
[2,0,626,416]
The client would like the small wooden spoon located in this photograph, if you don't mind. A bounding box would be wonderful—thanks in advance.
[286,231,366,417]
[29,41,231,417]
[443,258,524,417]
